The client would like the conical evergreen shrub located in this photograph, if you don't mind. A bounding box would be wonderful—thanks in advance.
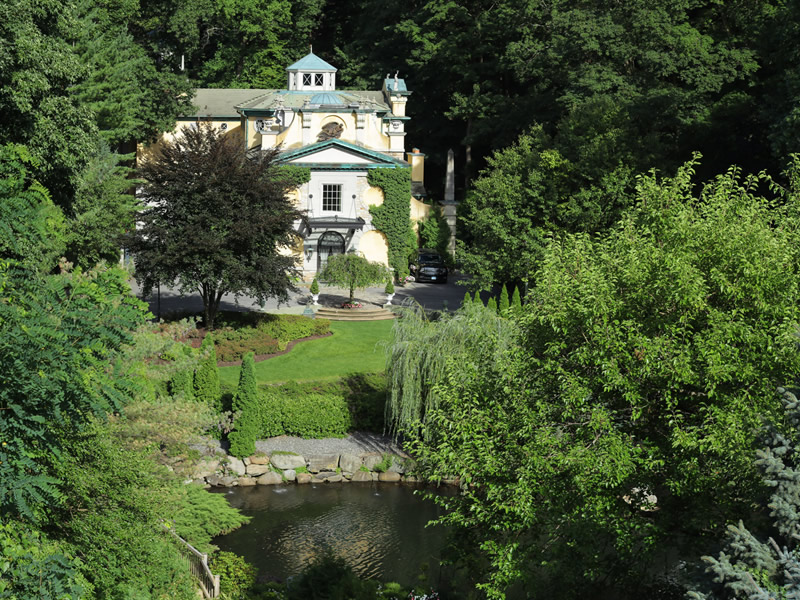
[194,334,220,408]
[499,284,510,313]
[486,297,497,312]
[511,286,522,312]
[169,368,194,400]
[463,291,472,308]
[228,352,259,458]
[310,278,319,295]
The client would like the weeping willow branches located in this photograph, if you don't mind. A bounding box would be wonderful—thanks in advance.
[385,299,520,441]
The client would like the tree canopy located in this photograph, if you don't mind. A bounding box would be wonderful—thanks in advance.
[318,252,390,304]
[127,125,303,329]
[393,158,800,598]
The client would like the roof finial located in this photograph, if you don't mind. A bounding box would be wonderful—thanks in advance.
[309,44,312,54]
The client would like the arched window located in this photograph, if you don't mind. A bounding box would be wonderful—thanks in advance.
[317,231,345,271]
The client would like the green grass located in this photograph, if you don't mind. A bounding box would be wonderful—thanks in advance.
[219,319,394,386]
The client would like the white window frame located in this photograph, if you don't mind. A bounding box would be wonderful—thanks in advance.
[322,184,342,212]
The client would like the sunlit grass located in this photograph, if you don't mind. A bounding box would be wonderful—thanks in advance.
[218,319,394,387]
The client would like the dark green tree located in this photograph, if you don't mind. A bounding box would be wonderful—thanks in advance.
[229,352,259,459]
[194,334,220,408]
[510,286,522,312]
[318,253,389,304]
[498,284,510,314]
[486,296,497,313]
[127,125,303,329]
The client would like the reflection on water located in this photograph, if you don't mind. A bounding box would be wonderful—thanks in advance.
[211,482,453,585]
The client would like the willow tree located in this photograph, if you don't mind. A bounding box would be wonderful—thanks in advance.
[318,253,388,304]
[385,300,519,441]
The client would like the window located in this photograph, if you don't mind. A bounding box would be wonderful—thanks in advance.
[315,73,324,86]
[322,184,341,211]
[302,73,312,86]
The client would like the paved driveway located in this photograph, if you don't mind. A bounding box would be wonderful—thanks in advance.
[130,273,470,319]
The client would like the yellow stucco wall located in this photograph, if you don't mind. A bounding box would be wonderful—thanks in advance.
[410,197,432,224]
[363,185,384,207]
[359,230,389,266]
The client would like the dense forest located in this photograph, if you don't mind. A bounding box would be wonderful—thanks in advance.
[4,0,800,598]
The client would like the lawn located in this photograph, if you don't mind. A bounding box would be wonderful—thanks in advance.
[218,319,394,387]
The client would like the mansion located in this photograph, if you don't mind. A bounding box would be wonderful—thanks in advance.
[148,51,436,279]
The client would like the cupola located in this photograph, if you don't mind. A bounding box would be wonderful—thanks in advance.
[287,50,337,92]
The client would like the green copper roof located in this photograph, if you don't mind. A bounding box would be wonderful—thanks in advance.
[278,138,408,167]
[310,92,345,106]
[286,52,337,72]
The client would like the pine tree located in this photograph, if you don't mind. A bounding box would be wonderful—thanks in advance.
[194,334,220,408]
[487,297,498,312]
[688,387,800,599]
[463,291,472,308]
[511,286,522,312]
[499,284,510,313]
[228,352,259,458]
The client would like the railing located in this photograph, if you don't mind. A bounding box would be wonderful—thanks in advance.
[166,528,221,598]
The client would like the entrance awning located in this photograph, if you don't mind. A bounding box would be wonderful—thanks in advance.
[306,216,365,233]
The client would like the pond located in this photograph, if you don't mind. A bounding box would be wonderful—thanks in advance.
[211,481,455,587]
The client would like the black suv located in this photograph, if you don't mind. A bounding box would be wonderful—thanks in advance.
[409,249,448,283]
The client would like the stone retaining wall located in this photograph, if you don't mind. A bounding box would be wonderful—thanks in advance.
[191,451,453,488]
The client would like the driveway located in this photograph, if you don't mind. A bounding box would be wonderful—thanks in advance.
[129,273,470,319]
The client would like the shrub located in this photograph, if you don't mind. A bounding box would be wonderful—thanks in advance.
[385,278,394,294]
[171,485,250,553]
[498,284,510,313]
[210,552,257,600]
[310,278,319,295]
[194,334,220,408]
[511,286,522,311]
[228,352,260,458]
[259,382,353,438]
[486,296,497,312]
[215,329,281,362]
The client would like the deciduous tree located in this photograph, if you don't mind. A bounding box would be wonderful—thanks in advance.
[318,253,389,304]
[128,125,303,329]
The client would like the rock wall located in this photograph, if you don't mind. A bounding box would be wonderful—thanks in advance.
[191,451,458,488]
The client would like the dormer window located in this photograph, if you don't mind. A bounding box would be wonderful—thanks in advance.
[315,74,324,86]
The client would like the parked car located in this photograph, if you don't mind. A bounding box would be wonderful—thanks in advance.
[409,249,448,283]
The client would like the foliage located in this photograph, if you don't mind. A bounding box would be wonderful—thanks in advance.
[462,291,472,307]
[385,300,518,441]
[405,158,800,597]
[310,277,319,295]
[275,165,311,189]
[0,519,90,600]
[0,260,145,520]
[127,125,303,329]
[418,209,452,264]
[385,278,395,295]
[687,388,800,599]
[229,352,260,458]
[210,551,257,600]
[318,252,390,303]
[214,328,282,362]
[367,168,415,278]
[0,144,65,272]
[486,296,497,313]
[498,285,509,314]
[65,145,138,268]
[171,486,249,554]
[194,334,221,408]
[208,313,330,361]
[50,421,196,599]
[510,286,522,312]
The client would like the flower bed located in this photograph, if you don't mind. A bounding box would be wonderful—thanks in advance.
[341,302,363,309]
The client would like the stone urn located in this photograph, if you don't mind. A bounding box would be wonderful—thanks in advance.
[311,293,320,306]
[385,293,395,306]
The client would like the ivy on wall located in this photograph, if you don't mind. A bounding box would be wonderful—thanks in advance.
[274,165,311,188]
[367,167,414,279]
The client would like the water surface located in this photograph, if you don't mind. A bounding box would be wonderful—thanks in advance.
[212,481,453,585]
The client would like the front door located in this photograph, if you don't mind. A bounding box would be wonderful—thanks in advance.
[317,231,345,272]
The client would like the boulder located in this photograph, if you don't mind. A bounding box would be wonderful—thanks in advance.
[243,457,251,466]
[226,456,247,476]
[371,472,379,481]
[351,471,372,482]
[205,474,223,487]
[296,472,313,484]
[191,458,220,480]
[339,453,362,473]
[219,475,237,487]
[307,454,339,473]
[362,454,383,471]
[245,464,272,476]
[237,477,257,487]
[271,453,306,470]
[283,469,297,482]
[256,472,283,485]
[378,471,401,483]
[402,475,419,483]
[387,455,405,474]
[249,455,270,465]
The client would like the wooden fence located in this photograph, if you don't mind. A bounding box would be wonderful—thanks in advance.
[166,528,221,598]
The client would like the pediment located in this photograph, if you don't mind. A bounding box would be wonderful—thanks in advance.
[279,139,405,167]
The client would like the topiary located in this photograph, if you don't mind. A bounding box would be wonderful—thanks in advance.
[228,352,259,458]
[499,284,510,313]
[194,334,221,409]
[310,277,319,295]
[385,278,395,294]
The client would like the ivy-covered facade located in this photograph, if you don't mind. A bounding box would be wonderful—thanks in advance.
[151,51,434,279]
